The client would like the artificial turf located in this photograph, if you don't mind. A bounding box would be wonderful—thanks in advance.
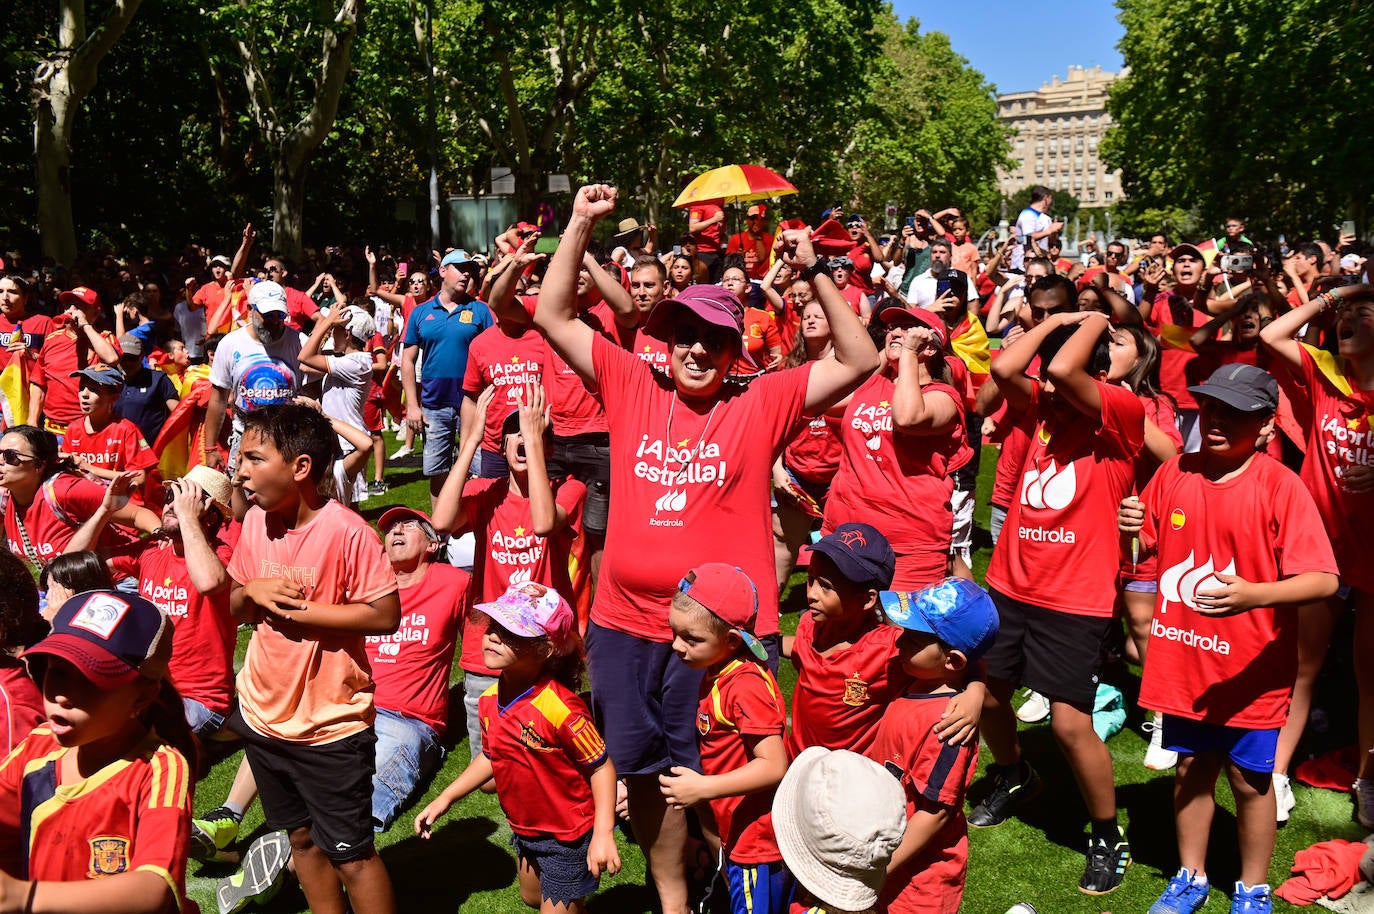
[186,436,1368,913]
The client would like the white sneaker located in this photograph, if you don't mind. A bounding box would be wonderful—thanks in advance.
[1143,715,1178,770]
[1016,690,1051,723]
[1353,778,1374,829]
[389,444,412,459]
[1274,772,1295,825]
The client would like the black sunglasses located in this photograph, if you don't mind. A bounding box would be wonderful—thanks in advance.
[672,323,737,354]
[0,449,37,466]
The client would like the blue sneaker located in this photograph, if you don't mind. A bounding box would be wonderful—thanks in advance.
[1230,881,1272,914]
[1150,868,1209,914]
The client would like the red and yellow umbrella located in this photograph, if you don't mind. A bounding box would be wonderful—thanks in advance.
[672,164,798,208]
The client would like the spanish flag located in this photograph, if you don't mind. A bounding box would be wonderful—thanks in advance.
[950,313,992,389]
[0,350,29,429]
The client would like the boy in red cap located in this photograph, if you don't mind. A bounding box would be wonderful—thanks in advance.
[661,563,790,914]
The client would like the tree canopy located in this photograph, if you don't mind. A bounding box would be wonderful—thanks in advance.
[1102,0,1374,240]
[3,0,1010,261]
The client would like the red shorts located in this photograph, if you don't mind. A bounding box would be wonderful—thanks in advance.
[363,399,384,433]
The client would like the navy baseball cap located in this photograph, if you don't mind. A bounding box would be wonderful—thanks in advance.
[25,591,172,689]
[809,523,896,589]
[879,578,999,661]
[1188,363,1279,413]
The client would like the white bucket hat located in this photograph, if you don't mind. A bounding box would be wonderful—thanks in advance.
[772,747,907,911]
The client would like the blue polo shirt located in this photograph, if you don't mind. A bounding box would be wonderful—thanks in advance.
[403,294,494,409]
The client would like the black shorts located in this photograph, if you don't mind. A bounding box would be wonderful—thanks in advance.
[982,588,1112,707]
[511,830,598,905]
[549,433,611,536]
[230,708,377,863]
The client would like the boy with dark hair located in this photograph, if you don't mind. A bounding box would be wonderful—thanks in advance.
[979,308,1145,895]
[867,577,1000,914]
[225,402,401,914]
[661,563,790,914]
[1121,364,1338,914]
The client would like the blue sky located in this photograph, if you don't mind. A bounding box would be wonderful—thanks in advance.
[888,0,1126,94]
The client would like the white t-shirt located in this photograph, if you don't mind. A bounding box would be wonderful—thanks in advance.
[322,351,372,452]
[909,269,978,308]
[208,325,304,428]
[1012,208,1052,271]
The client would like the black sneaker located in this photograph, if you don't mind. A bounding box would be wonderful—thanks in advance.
[968,762,1042,827]
[1078,831,1131,895]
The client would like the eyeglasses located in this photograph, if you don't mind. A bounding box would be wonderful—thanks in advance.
[1106,249,1125,258]
[265,266,283,274]
[672,323,737,354]
[0,449,37,466]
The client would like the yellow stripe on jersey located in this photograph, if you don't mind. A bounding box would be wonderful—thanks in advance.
[528,684,572,729]
[482,681,500,699]
[710,660,744,728]
[150,745,190,810]
[28,757,135,854]
[566,717,606,766]
[135,864,187,912]
[1304,343,1355,397]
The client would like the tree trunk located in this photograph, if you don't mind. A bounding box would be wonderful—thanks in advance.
[32,0,145,265]
[272,151,308,260]
[34,81,78,266]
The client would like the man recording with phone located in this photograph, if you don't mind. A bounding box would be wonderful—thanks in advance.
[908,238,979,310]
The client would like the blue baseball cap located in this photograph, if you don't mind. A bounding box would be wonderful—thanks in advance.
[879,578,999,661]
[809,523,895,589]
[439,249,478,271]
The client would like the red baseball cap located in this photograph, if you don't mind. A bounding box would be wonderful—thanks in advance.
[677,564,767,662]
[24,591,172,690]
[58,286,99,309]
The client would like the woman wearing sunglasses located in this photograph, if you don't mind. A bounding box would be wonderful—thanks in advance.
[0,425,159,574]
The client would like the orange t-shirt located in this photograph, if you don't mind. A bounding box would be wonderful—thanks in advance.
[228,499,398,744]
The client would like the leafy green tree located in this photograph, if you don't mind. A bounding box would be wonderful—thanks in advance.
[849,10,1011,227]
[1103,0,1374,239]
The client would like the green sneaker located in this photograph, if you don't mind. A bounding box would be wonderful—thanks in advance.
[216,831,291,914]
[190,806,242,860]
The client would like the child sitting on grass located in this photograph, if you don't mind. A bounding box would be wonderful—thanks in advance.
[415,583,619,914]
[1120,364,1338,914]
[866,577,999,914]
[661,563,790,914]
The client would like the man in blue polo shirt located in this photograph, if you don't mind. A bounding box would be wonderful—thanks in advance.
[401,250,494,503]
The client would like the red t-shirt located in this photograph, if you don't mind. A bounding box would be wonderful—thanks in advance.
[0,727,192,898]
[586,302,672,373]
[284,286,319,331]
[1147,292,1213,410]
[846,244,875,294]
[37,325,118,425]
[697,659,785,864]
[456,477,586,674]
[138,537,237,714]
[786,613,911,758]
[591,334,811,641]
[1275,345,1374,593]
[867,692,977,914]
[365,562,470,737]
[0,314,55,355]
[689,203,724,253]
[0,660,43,758]
[985,381,1144,616]
[518,295,609,437]
[462,325,547,452]
[4,474,122,566]
[63,417,159,506]
[479,677,607,839]
[726,232,775,279]
[783,413,843,485]
[735,308,782,374]
[1138,453,1338,728]
[989,404,1033,509]
[823,374,972,589]
[838,283,868,316]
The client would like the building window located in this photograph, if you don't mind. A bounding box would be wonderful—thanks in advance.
[1088,192,1097,202]
[1105,191,1114,201]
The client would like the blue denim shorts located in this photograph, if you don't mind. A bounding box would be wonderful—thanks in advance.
[421,405,461,476]
[371,707,444,831]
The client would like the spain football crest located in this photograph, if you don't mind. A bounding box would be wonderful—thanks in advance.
[518,721,555,752]
[842,674,870,707]
[697,711,711,736]
[89,836,130,876]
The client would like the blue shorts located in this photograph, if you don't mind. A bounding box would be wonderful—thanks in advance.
[1161,714,1280,774]
[724,859,792,914]
[511,830,598,905]
[477,448,508,479]
[371,708,444,831]
[421,405,461,476]
[586,620,703,777]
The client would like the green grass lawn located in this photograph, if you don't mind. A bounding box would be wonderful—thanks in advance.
[187,435,1368,913]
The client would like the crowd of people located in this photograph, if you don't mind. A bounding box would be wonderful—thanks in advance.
[0,180,1369,914]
